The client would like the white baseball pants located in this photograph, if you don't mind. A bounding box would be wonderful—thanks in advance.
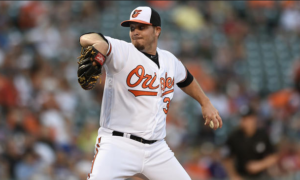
[86,127,191,180]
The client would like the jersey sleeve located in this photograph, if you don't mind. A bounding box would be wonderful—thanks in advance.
[103,35,130,74]
[79,33,129,74]
[174,59,187,84]
[174,58,193,87]
[104,36,129,73]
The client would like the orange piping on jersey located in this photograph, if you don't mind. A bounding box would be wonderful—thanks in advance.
[90,148,98,173]
[88,137,100,179]
[96,137,101,148]
[161,89,174,97]
[128,90,158,97]
[107,43,112,56]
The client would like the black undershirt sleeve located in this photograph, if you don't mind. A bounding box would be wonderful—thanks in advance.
[79,32,108,44]
[177,68,194,88]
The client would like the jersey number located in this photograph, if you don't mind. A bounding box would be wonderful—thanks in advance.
[163,97,171,114]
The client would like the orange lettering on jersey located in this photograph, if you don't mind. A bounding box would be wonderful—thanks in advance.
[162,89,174,97]
[160,72,175,97]
[127,65,145,87]
[142,74,152,89]
[148,73,159,89]
[163,97,171,114]
[166,77,173,89]
[127,65,159,97]
[128,90,158,97]
[160,77,165,91]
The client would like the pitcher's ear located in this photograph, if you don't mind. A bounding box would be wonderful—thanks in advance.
[155,26,161,38]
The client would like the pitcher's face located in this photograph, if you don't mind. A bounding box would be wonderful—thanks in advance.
[129,23,160,51]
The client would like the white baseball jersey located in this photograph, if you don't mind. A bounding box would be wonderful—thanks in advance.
[100,36,187,140]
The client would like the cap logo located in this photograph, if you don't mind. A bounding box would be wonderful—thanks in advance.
[132,10,142,18]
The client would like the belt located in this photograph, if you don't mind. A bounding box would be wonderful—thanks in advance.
[112,131,157,144]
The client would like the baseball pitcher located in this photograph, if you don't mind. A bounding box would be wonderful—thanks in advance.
[77,6,223,180]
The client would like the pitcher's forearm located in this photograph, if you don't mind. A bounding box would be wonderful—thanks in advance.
[80,33,107,48]
[181,78,222,129]
[180,79,210,106]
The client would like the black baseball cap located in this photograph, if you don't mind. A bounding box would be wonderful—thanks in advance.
[121,6,161,27]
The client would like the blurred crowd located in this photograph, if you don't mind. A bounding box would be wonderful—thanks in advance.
[1,1,300,180]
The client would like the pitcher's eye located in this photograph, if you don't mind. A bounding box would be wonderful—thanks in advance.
[130,26,135,32]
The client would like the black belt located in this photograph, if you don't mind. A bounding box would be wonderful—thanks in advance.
[112,131,157,144]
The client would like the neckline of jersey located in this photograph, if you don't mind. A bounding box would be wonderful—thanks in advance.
[141,51,160,69]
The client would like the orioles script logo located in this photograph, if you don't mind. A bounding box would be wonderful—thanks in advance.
[127,65,175,97]
[127,65,159,97]
[132,10,142,18]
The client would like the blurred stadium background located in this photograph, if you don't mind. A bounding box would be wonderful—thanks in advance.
[1,1,300,180]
